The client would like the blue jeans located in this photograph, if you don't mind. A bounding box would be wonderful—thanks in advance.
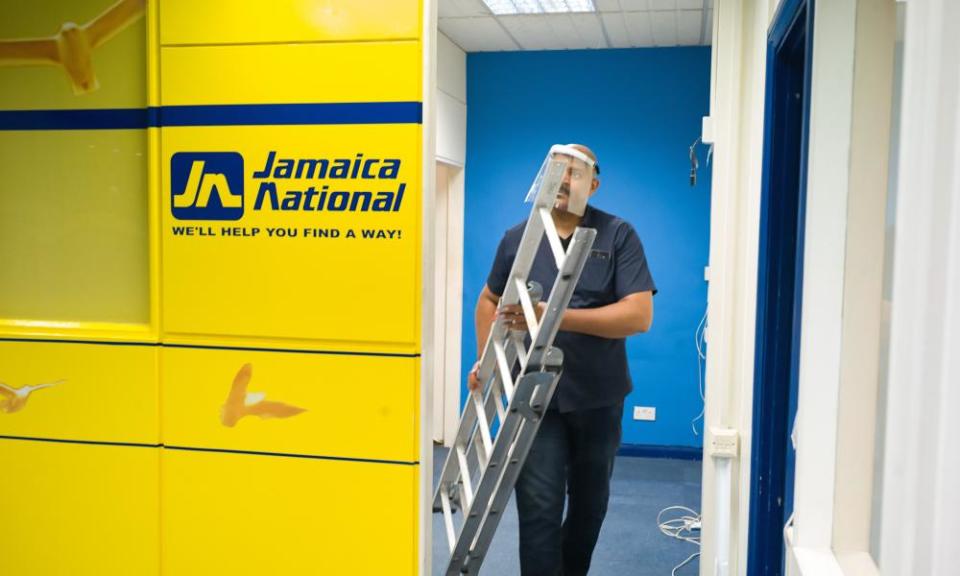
[514,402,623,576]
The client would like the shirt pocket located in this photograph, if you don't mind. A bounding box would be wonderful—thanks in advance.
[576,250,614,294]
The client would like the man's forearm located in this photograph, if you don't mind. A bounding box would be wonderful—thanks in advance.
[559,294,652,339]
[475,295,498,358]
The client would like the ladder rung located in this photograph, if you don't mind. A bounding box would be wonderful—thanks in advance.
[494,340,515,402]
[456,446,474,511]
[511,332,528,370]
[539,207,567,270]
[473,392,494,464]
[492,379,507,425]
[440,490,456,553]
[514,278,541,342]
[474,432,489,469]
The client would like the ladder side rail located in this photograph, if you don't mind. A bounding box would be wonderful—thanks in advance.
[443,370,556,575]
[459,373,563,576]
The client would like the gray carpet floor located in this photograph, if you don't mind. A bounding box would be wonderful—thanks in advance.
[431,446,702,575]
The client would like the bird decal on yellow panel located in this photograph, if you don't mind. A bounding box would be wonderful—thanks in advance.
[220,364,307,428]
[0,0,145,94]
[0,380,66,414]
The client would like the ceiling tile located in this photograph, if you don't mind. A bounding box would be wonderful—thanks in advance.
[544,14,582,49]
[594,0,623,12]
[568,14,608,48]
[601,12,632,48]
[439,0,491,18]
[649,0,677,10]
[677,0,704,8]
[438,17,520,51]
[619,0,652,10]
[650,9,678,45]
[622,11,654,46]
[677,10,702,45]
[499,16,551,49]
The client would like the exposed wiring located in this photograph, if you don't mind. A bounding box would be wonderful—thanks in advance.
[688,138,714,187]
[692,306,708,435]
[657,505,702,575]
[689,137,701,186]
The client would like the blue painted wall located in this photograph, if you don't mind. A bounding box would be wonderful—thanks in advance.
[461,47,712,449]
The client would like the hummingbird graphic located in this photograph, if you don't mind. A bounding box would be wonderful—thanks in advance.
[220,364,306,428]
[0,379,66,413]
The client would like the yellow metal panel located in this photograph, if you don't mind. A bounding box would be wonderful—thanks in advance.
[161,346,418,463]
[0,341,158,444]
[0,129,150,326]
[162,449,417,575]
[0,440,160,576]
[0,0,146,110]
[160,124,421,352]
[160,41,420,106]
[160,0,420,46]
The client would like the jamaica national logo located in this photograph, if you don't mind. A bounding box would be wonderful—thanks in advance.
[171,152,244,221]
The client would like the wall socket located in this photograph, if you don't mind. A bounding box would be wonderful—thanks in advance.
[633,406,656,421]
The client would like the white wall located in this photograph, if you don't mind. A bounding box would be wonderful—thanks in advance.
[437,33,466,166]
[433,32,467,447]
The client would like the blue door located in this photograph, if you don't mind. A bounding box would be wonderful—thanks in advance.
[747,1,814,575]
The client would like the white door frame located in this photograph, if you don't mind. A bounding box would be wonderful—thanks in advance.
[432,160,465,447]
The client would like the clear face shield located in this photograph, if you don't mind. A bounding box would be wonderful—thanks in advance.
[524,144,597,216]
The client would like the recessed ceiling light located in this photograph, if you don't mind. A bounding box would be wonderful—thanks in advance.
[481,0,597,15]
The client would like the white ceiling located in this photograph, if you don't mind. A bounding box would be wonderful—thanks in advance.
[439,0,714,52]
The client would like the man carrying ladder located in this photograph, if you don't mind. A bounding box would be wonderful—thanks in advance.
[436,144,657,576]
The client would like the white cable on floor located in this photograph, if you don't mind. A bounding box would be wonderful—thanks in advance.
[657,505,702,575]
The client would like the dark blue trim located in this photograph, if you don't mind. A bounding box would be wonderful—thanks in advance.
[769,0,808,49]
[748,2,814,575]
[163,445,418,466]
[0,337,155,347]
[162,342,420,358]
[617,444,703,461]
[0,108,151,130]
[154,102,422,127]
[0,435,160,449]
[0,436,419,467]
[0,101,423,130]
[0,337,420,359]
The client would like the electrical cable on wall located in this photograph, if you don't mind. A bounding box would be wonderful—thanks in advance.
[688,136,714,187]
[657,505,702,575]
[692,306,707,436]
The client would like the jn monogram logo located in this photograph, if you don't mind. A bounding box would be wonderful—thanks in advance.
[171,152,244,220]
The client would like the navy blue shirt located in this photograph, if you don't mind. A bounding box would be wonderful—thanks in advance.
[486,205,657,413]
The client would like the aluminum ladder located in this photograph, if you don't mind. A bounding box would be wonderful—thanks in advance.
[433,152,597,575]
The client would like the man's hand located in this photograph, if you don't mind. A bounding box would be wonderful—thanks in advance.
[498,302,546,333]
[467,361,481,391]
